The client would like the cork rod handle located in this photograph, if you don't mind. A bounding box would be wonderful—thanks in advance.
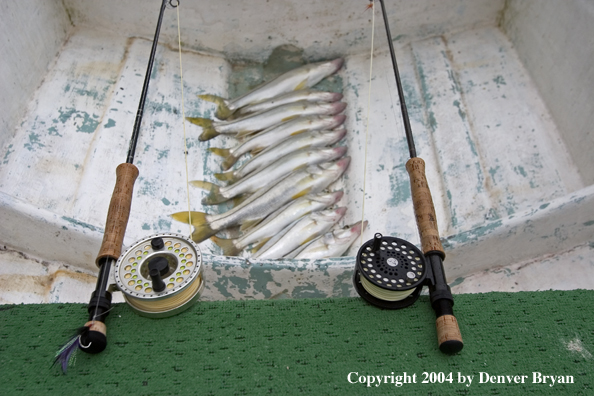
[436,314,463,353]
[406,157,463,353]
[95,163,139,266]
[405,157,445,257]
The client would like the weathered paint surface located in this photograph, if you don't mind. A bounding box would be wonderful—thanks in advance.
[0,0,70,153]
[0,1,593,304]
[450,242,594,294]
[61,0,504,62]
[502,0,594,185]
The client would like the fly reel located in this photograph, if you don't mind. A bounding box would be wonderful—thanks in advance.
[114,233,204,318]
[353,233,427,309]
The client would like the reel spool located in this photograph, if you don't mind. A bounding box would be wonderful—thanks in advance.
[114,233,204,318]
[353,233,427,309]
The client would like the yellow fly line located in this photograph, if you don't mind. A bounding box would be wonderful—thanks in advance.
[360,1,376,246]
[176,4,193,238]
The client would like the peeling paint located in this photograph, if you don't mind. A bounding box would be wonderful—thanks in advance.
[2,144,14,164]
[61,216,101,232]
[493,75,507,87]
[104,118,116,128]
[24,133,45,151]
[56,107,100,133]
[448,277,465,287]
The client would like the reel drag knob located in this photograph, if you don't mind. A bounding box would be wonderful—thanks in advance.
[151,237,165,250]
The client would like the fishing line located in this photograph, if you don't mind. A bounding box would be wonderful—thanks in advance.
[360,0,375,246]
[175,3,193,237]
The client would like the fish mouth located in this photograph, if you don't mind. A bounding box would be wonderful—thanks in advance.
[336,156,351,170]
[330,114,347,128]
[351,220,367,234]
[331,58,345,71]
[332,146,348,157]
[331,125,348,140]
[333,190,345,201]
[335,206,348,217]
[331,102,347,114]
[331,92,344,101]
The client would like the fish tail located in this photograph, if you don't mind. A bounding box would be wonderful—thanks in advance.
[171,211,207,227]
[210,235,241,257]
[191,225,217,244]
[190,180,229,205]
[208,147,231,158]
[186,117,220,141]
[221,154,239,171]
[170,211,216,243]
[198,94,233,120]
[214,170,238,183]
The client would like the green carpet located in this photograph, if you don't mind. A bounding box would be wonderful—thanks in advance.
[1,291,592,395]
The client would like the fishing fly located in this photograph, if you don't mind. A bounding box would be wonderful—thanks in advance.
[352,0,463,354]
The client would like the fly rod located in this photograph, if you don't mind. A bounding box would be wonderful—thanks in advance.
[353,0,463,354]
[54,0,178,372]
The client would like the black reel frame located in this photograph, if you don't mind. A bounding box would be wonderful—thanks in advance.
[353,233,437,310]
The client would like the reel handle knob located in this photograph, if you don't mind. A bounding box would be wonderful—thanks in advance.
[372,233,383,251]
[148,257,169,292]
[149,269,166,292]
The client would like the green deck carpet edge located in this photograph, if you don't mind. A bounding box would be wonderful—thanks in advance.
[1,290,592,395]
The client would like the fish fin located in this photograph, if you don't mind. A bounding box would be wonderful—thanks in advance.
[250,147,265,156]
[190,180,228,205]
[186,117,220,141]
[294,79,308,91]
[302,235,318,245]
[171,211,207,227]
[289,128,308,136]
[235,129,258,139]
[210,235,241,257]
[213,170,237,183]
[197,94,233,120]
[281,115,299,122]
[221,154,239,171]
[239,218,261,232]
[191,225,217,243]
[291,187,313,200]
[292,164,308,173]
[249,237,271,254]
[171,211,215,243]
[208,147,231,158]
[231,195,248,208]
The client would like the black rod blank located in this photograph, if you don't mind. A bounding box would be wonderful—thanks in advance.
[377,0,417,159]
[126,0,172,164]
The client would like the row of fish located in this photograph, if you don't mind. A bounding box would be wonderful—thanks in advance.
[172,58,365,259]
